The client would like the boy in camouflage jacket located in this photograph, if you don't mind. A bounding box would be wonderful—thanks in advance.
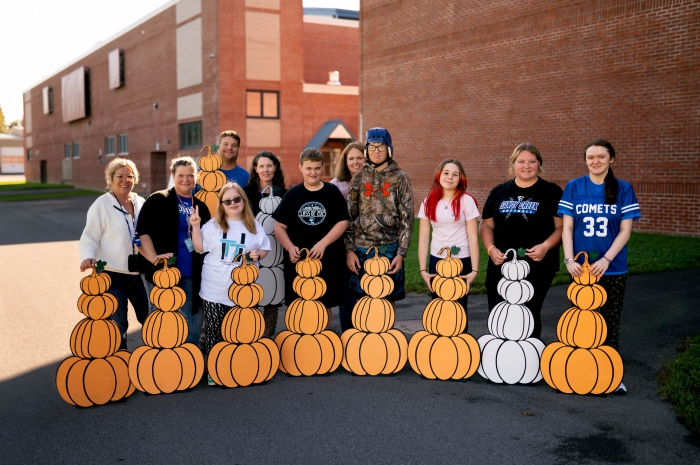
[345,127,414,302]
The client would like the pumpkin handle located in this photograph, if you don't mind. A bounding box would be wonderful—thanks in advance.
[199,145,212,156]
[437,246,452,258]
[261,185,274,197]
[365,246,380,258]
[233,252,248,266]
[299,248,310,260]
[573,251,590,267]
[88,266,97,277]
[504,248,518,261]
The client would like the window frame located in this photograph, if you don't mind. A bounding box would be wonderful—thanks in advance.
[246,90,280,119]
[73,142,80,159]
[64,143,71,159]
[118,134,129,155]
[105,136,116,156]
[179,121,203,149]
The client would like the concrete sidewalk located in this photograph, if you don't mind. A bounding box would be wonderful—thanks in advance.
[0,196,698,464]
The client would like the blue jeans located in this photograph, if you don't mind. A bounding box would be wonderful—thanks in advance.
[142,276,203,346]
[104,271,149,350]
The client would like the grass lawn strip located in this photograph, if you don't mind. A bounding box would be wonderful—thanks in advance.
[0,190,100,202]
[658,335,700,435]
[404,219,700,295]
[0,182,73,191]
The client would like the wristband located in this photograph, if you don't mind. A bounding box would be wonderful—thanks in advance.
[420,269,427,272]
[487,246,496,255]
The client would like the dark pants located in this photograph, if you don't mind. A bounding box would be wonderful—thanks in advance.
[429,255,472,332]
[597,274,627,349]
[485,261,557,339]
[104,270,149,350]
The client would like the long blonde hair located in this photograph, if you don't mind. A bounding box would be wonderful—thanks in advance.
[216,182,257,234]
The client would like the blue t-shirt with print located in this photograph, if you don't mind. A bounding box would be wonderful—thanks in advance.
[558,176,641,275]
[176,196,193,277]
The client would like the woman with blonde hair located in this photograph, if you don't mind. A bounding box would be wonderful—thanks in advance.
[79,158,148,349]
[330,141,365,199]
[190,183,270,383]
[480,143,563,338]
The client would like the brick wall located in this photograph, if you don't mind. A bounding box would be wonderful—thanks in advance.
[304,20,360,85]
[360,0,700,237]
[25,1,220,194]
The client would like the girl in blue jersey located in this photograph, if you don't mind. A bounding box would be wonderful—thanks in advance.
[559,139,641,393]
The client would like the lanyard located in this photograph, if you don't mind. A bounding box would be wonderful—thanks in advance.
[176,193,193,238]
[111,193,137,254]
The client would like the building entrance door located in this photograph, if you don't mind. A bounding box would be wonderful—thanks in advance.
[150,152,167,192]
[40,161,47,183]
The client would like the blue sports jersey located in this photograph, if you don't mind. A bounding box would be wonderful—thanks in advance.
[558,176,641,275]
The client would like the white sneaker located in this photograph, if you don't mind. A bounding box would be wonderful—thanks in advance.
[614,382,627,394]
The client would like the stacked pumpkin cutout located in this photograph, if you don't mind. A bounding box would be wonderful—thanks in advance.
[255,186,285,307]
[408,247,480,380]
[195,144,227,217]
[540,252,624,395]
[129,258,204,394]
[341,247,408,376]
[478,249,545,384]
[56,265,135,407]
[275,249,343,376]
[208,254,280,387]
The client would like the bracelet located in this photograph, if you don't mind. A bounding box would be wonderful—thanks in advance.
[420,269,427,272]
[603,256,611,263]
[470,270,478,274]
[487,246,496,255]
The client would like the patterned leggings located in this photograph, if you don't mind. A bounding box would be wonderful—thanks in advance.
[202,300,229,355]
[597,274,628,349]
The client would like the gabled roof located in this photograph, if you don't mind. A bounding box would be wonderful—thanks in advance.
[305,119,356,149]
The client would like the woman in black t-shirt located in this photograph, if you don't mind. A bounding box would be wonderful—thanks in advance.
[479,143,563,338]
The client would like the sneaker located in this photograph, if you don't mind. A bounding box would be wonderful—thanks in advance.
[614,382,627,394]
[207,375,215,386]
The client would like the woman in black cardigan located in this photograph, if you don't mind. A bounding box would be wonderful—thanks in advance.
[137,156,211,345]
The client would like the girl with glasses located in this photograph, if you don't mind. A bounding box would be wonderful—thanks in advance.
[190,182,270,382]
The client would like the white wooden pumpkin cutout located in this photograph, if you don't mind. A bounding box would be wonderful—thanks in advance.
[259,185,282,215]
[477,248,544,384]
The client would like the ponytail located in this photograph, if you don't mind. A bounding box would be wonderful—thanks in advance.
[584,138,618,205]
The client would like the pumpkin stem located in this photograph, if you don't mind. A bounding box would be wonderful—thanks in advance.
[299,248,310,259]
[261,185,273,197]
[199,145,211,156]
[504,248,517,261]
[438,246,451,258]
[233,252,247,265]
[573,251,590,267]
[365,246,380,257]
[90,266,97,277]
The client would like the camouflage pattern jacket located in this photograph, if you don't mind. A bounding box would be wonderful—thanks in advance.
[344,160,414,256]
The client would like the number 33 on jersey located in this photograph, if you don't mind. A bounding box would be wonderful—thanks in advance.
[558,176,641,275]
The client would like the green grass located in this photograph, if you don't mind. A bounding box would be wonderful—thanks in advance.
[658,336,700,435]
[404,220,700,295]
[0,189,100,202]
[0,181,73,191]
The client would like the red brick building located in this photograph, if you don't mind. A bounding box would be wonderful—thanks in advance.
[360,0,700,237]
[23,0,359,192]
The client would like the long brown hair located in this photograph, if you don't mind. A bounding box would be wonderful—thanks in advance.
[248,151,286,189]
[334,141,365,181]
[584,138,618,205]
[216,183,257,234]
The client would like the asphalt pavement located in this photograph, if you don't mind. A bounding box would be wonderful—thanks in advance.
[0,196,698,464]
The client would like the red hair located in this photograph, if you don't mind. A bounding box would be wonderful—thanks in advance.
[423,159,477,222]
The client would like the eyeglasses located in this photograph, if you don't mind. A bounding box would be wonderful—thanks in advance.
[367,145,387,153]
[222,196,243,206]
[114,175,135,181]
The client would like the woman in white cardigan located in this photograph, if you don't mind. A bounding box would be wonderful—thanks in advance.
[78,158,149,350]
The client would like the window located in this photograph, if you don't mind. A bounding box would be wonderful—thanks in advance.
[118,134,129,154]
[246,90,279,118]
[27,149,32,162]
[105,136,115,156]
[73,142,80,159]
[322,148,341,177]
[108,49,125,89]
[42,87,53,114]
[179,121,202,149]
[64,144,71,159]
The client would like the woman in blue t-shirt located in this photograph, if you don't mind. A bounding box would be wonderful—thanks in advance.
[559,139,641,393]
